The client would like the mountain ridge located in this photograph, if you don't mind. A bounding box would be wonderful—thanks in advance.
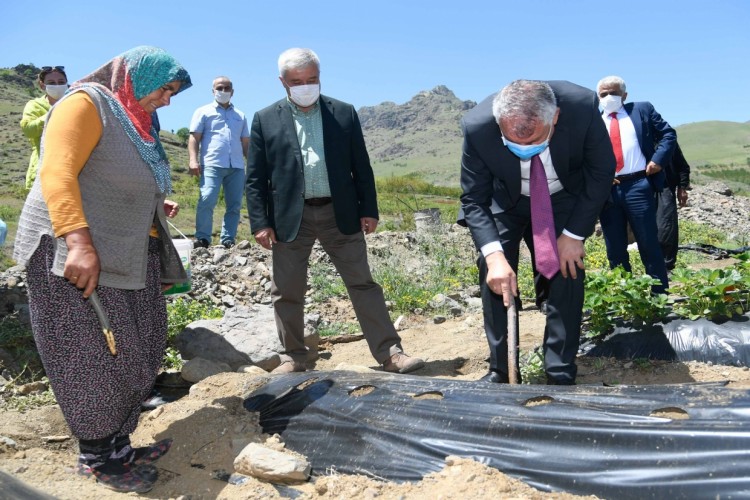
[1,64,748,189]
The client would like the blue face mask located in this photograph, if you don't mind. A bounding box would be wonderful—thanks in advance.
[502,126,553,161]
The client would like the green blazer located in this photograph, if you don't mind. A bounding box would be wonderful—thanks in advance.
[245,95,379,242]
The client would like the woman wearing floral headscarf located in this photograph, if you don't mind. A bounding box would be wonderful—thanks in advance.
[14,46,191,493]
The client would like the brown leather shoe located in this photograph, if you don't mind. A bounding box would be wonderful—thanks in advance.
[382,352,425,374]
[271,360,306,374]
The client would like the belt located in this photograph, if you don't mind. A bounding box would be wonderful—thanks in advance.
[304,197,332,206]
[615,170,647,183]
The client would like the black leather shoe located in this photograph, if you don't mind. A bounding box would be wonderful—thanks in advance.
[546,375,576,385]
[480,370,509,384]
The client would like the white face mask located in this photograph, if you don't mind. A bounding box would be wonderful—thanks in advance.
[600,94,623,115]
[289,83,320,107]
[45,84,68,100]
[214,90,232,105]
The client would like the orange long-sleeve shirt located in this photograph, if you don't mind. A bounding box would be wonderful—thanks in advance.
[41,92,159,238]
[40,91,102,238]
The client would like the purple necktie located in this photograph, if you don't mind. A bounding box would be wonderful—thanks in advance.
[529,154,560,279]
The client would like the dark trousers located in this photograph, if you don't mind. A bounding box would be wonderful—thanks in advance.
[479,191,584,383]
[271,203,402,364]
[655,185,679,270]
[600,177,669,293]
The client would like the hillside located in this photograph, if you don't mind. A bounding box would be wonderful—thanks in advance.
[676,120,750,166]
[0,65,189,207]
[359,85,475,186]
[2,65,749,191]
[359,89,750,186]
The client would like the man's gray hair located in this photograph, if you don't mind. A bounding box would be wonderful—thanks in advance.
[597,75,626,93]
[492,80,557,139]
[278,48,320,78]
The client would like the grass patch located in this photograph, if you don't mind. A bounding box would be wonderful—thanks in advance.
[309,260,348,303]
[318,321,361,338]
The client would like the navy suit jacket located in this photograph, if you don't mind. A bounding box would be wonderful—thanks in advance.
[459,81,616,251]
[621,101,676,192]
[246,96,378,242]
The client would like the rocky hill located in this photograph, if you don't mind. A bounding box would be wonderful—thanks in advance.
[359,85,475,185]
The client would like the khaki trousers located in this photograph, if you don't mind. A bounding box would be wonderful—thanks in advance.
[271,203,402,364]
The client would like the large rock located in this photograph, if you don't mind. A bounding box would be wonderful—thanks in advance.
[234,443,310,483]
[181,357,232,383]
[175,305,319,372]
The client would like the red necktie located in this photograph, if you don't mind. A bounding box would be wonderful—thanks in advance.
[609,112,624,172]
[529,155,560,279]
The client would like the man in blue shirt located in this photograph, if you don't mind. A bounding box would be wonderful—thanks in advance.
[189,76,250,248]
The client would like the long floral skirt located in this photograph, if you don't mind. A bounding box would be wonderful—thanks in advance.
[26,236,167,440]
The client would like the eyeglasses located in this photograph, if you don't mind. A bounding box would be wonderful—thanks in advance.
[215,86,232,91]
[41,66,65,72]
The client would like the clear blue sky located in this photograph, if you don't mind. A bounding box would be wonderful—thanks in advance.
[2,0,748,133]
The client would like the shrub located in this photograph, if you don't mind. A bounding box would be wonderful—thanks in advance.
[165,297,224,369]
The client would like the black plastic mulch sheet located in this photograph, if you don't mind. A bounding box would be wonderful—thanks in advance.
[245,371,750,499]
[586,314,750,366]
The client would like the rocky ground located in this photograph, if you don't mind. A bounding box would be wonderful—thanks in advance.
[0,181,749,499]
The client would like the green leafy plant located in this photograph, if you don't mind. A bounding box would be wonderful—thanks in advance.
[669,267,747,321]
[375,264,435,313]
[165,297,224,369]
[583,267,669,338]
[167,297,224,339]
[163,347,183,371]
[520,348,546,384]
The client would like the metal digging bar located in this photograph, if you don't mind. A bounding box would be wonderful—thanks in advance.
[507,300,518,384]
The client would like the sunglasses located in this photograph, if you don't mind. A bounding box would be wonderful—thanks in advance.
[41,66,65,72]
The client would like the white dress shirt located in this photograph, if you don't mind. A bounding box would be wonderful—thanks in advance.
[603,108,648,176]
[479,147,582,258]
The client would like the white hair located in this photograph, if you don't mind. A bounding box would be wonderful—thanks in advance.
[597,75,626,93]
[492,80,557,138]
[278,48,320,78]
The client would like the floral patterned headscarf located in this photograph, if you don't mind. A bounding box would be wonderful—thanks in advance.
[68,46,192,193]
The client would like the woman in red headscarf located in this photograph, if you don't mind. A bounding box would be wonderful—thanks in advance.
[14,46,191,493]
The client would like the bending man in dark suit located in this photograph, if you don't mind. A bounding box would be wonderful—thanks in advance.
[246,48,424,375]
[597,75,676,293]
[460,80,615,385]
[656,142,691,270]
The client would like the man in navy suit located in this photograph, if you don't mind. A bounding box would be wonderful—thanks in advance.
[596,76,676,293]
[460,80,615,385]
[246,48,424,375]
